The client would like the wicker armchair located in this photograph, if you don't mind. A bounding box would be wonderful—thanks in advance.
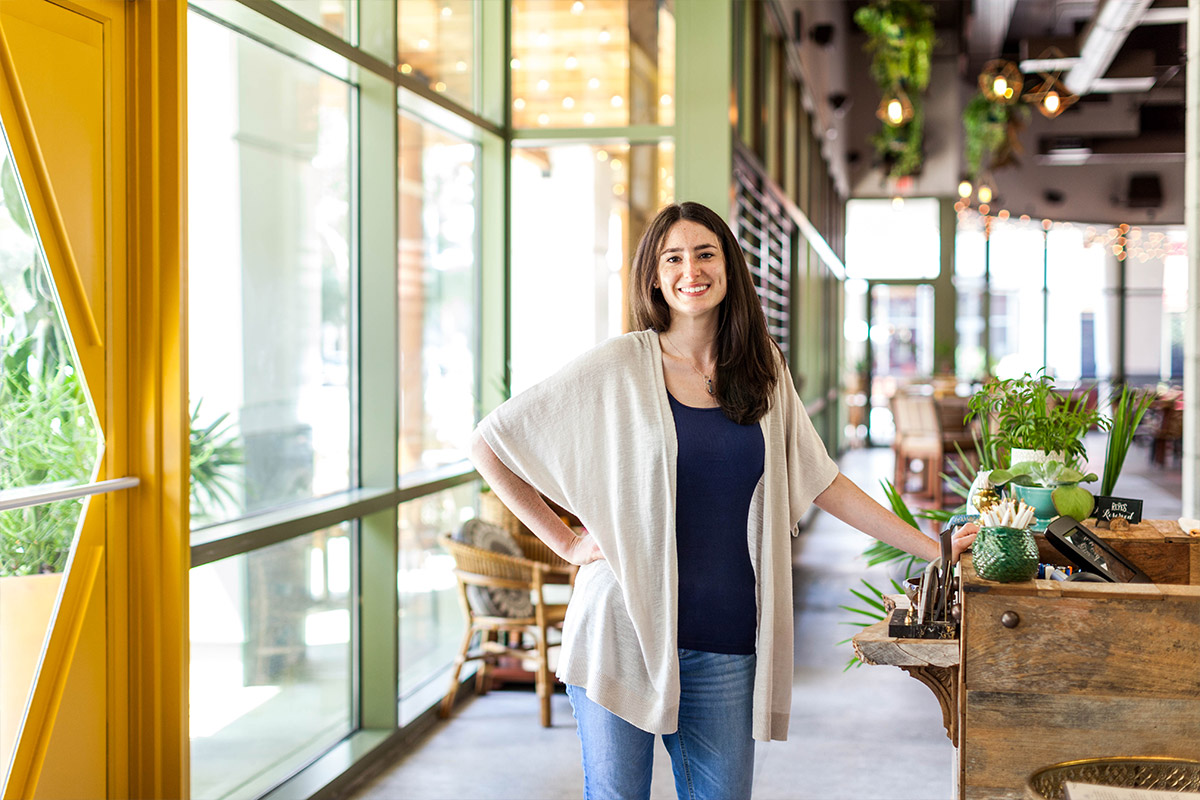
[438,529,577,727]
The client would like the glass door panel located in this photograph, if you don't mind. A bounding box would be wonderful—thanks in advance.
[867,283,934,445]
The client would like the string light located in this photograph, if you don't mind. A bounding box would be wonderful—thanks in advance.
[564,54,578,69]
[958,180,972,199]
[571,1,585,13]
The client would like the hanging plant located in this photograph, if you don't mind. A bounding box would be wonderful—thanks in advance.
[962,91,1030,180]
[853,0,936,179]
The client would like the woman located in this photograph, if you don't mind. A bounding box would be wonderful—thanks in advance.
[470,202,975,800]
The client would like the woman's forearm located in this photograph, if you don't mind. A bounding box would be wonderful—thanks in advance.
[469,431,599,564]
[813,473,941,562]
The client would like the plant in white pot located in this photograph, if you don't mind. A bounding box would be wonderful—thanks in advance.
[966,370,1108,523]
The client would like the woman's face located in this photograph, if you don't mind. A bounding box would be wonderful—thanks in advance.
[654,219,727,326]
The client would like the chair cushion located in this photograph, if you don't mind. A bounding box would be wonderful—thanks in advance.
[454,519,535,618]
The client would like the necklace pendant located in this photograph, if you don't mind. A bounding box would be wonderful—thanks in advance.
[705,377,714,395]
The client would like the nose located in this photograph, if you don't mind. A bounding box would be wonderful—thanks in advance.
[681,257,701,280]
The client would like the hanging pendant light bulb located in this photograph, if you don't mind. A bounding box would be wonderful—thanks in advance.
[1023,47,1078,119]
[876,83,914,127]
[979,60,1023,104]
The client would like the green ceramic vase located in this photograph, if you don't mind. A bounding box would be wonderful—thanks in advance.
[973,526,1039,583]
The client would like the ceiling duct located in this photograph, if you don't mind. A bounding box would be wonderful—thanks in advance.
[1064,0,1154,95]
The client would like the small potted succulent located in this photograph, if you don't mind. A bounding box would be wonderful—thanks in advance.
[985,460,1099,525]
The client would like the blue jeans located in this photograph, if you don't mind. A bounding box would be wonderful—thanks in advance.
[566,649,756,800]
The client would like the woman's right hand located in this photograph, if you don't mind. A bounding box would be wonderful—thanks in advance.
[565,531,605,566]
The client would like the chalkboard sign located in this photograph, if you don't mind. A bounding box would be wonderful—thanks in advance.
[1093,495,1143,524]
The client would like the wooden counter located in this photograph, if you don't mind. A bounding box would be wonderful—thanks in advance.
[853,520,1200,800]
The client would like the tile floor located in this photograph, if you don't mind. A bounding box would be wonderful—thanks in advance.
[346,438,1183,800]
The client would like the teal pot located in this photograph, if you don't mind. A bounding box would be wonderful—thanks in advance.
[973,526,1039,583]
[1010,484,1057,521]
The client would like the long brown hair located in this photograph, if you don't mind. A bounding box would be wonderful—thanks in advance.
[629,202,779,425]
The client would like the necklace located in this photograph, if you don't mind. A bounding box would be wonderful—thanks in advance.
[660,334,715,395]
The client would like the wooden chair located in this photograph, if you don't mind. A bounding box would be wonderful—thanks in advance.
[437,529,577,727]
[892,393,945,507]
[892,394,978,508]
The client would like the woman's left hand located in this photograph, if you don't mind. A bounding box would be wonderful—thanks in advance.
[950,522,978,564]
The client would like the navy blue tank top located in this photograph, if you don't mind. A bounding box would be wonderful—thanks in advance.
[668,392,765,655]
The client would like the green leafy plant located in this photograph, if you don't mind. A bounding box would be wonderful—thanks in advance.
[962,91,1030,181]
[839,480,935,669]
[0,356,98,576]
[987,460,1098,521]
[1,161,101,576]
[853,0,936,179]
[966,370,1108,469]
[1099,385,1155,496]
[189,399,243,521]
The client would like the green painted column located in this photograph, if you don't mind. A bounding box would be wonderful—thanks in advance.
[935,196,958,375]
[675,0,734,218]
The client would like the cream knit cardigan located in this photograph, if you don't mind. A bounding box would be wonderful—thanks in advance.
[475,330,839,741]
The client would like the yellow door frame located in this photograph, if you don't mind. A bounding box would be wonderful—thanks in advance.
[0,0,188,797]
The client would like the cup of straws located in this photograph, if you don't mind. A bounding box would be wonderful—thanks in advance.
[972,497,1040,583]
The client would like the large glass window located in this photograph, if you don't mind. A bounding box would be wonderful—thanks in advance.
[275,0,351,40]
[845,198,941,280]
[187,11,354,526]
[510,0,675,129]
[398,481,477,723]
[190,525,354,800]
[398,0,477,111]
[398,112,479,477]
[510,141,673,392]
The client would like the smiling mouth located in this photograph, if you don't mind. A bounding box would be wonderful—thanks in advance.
[677,285,710,295]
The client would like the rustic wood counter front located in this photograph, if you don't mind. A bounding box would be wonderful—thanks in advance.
[852,520,1200,800]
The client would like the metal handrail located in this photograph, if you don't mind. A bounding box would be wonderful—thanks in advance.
[0,476,140,512]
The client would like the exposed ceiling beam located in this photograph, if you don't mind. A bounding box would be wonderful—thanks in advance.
[968,0,1018,65]
[1064,0,1155,94]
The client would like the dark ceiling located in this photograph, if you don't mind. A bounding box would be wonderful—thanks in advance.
[782,0,1189,225]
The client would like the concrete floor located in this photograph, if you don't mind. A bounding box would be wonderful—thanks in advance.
[347,438,1183,800]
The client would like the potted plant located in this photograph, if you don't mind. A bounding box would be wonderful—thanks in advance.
[966,370,1109,523]
[985,460,1099,524]
[965,370,1108,469]
[853,0,936,179]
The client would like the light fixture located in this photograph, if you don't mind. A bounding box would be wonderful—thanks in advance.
[875,84,913,127]
[1026,77,1078,119]
[562,96,575,109]
[660,94,672,106]
[564,54,578,69]
[513,98,526,110]
[957,179,972,199]
[583,112,595,124]
[977,185,993,204]
[587,77,600,89]
[537,79,550,92]
[598,28,611,44]
[979,60,1023,103]
[1022,48,1078,119]
[537,113,550,125]
[510,58,521,70]
[611,94,624,108]
[571,0,585,13]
